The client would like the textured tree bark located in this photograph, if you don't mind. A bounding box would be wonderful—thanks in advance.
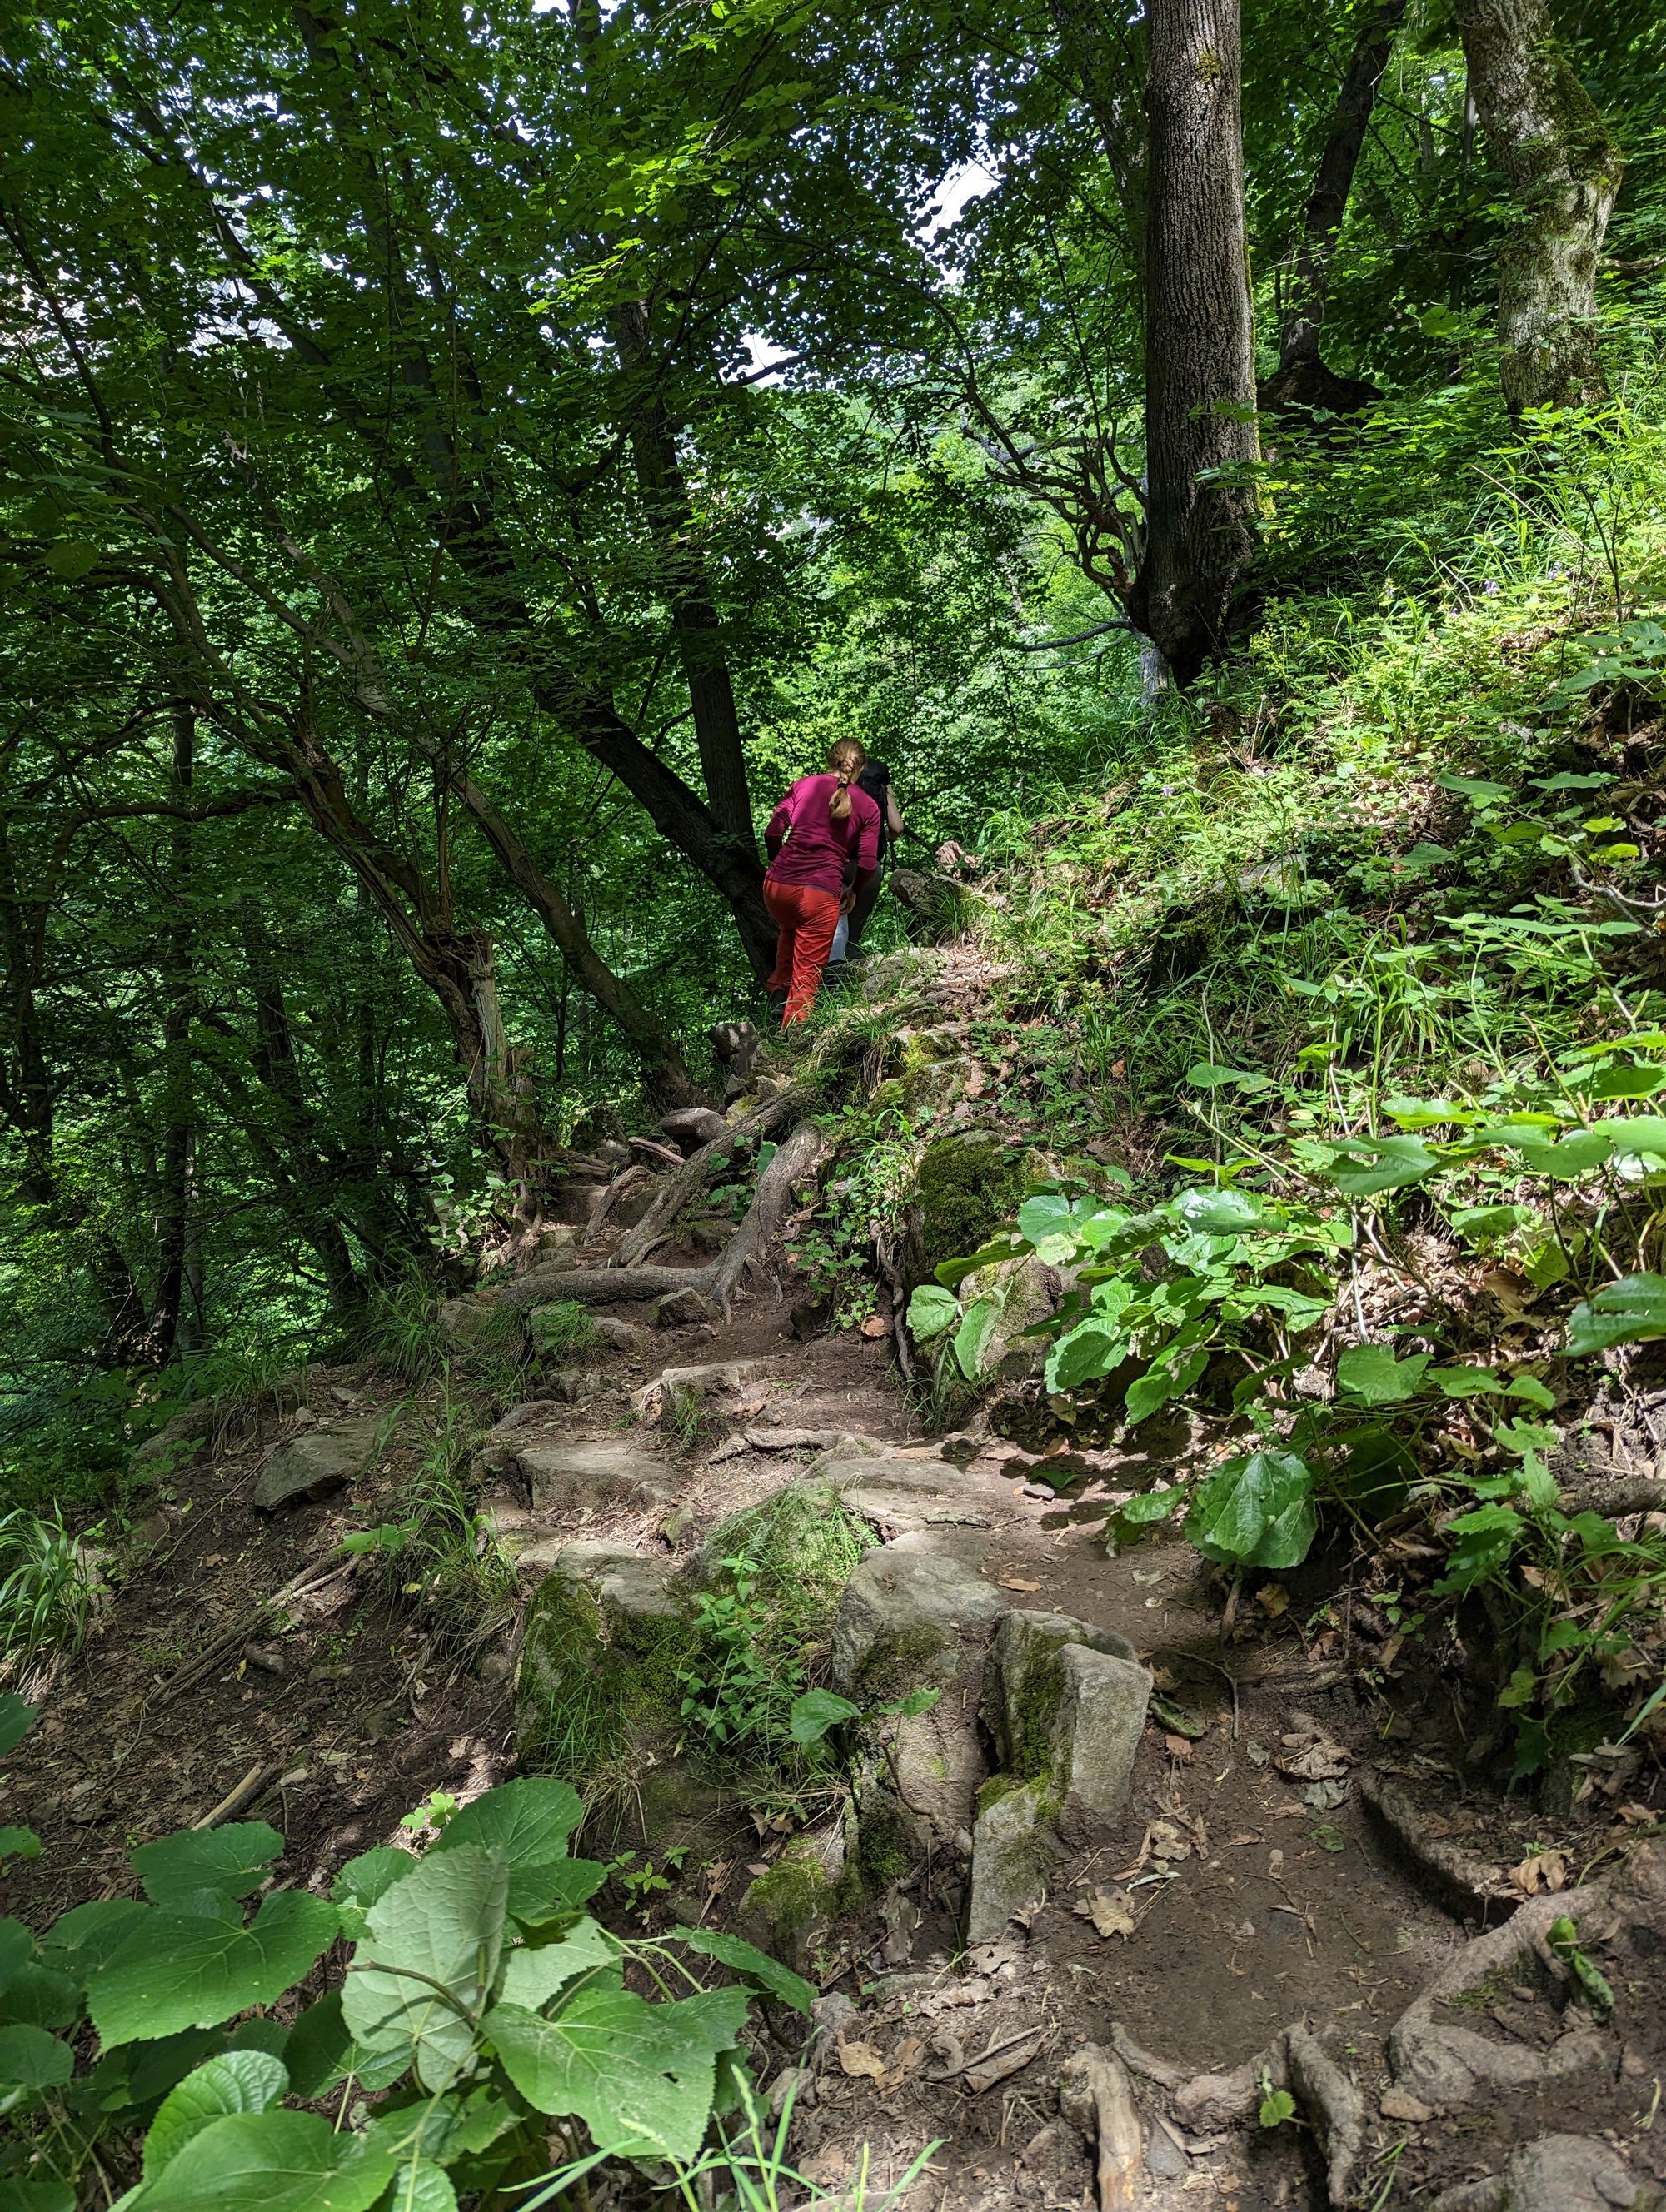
[146,705,198,1363]
[1134,0,1260,688]
[1266,0,1407,411]
[1453,0,1622,415]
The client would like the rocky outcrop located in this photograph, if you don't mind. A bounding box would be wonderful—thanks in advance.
[514,1439,677,1516]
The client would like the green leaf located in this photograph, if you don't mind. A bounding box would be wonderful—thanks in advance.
[1434,1503,1524,1593]
[431,1779,582,1871]
[0,1699,37,1757]
[1045,1318,1130,1393]
[42,1898,146,1976]
[497,1923,619,2012]
[786,1689,861,1745]
[1549,1917,1615,2023]
[1437,772,1510,803]
[132,1826,283,1916]
[1187,1451,1316,1569]
[332,1848,416,1941]
[386,2164,456,2212]
[143,2052,289,2179]
[1335,1344,1430,1405]
[953,1297,1001,1380]
[1506,1374,1557,1410]
[90,1890,339,2049]
[1186,1062,1274,1094]
[129,2110,395,2212]
[0,1828,40,1864]
[1430,1366,1504,1397]
[1326,1136,1439,1195]
[673,1928,816,2013]
[342,1842,507,2090]
[0,2023,73,2090]
[905,1284,958,1342]
[1588,1064,1666,1099]
[486,1985,748,2164]
[1510,1128,1614,1177]
[1259,2085,1298,2127]
[1566,1273,1666,1356]
[1124,1345,1208,1425]
[42,541,98,581]
[1606,1116,1666,1160]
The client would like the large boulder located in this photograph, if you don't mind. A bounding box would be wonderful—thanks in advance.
[437,1296,526,1368]
[737,1821,850,1972]
[516,1540,689,1776]
[254,1418,379,1512]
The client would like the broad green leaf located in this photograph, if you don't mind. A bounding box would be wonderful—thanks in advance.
[1170,1187,1266,1233]
[0,2180,74,2212]
[0,1699,36,1757]
[431,1778,581,1873]
[90,1891,339,2049]
[1510,1128,1614,1177]
[1447,1203,1531,1239]
[497,1922,619,2012]
[42,541,98,581]
[0,1921,32,1996]
[1124,1345,1208,1426]
[130,2110,394,2212]
[3,1960,87,2030]
[786,1689,861,1745]
[1430,1366,1504,1397]
[1045,1318,1130,1393]
[486,1985,749,2163]
[953,1297,1001,1380]
[1336,1344,1429,1404]
[0,2023,72,2090]
[1506,1374,1557,1410]
[332,1848,417,1914]
[1438,772,1510,803]
[387,2165,456,2212]
[342,1842,507,2090]
[671,1928,816,2014]
[0,1829,40,1864]
[1566,1273,1666,1356]
[510,1858,606,1925]
[42,1898,146,1977]
[1588,1064,1666,1099]
[1186,1062,1274,1094]
[1326,1137,1439,1196]
[1383,1096,1474,1131]
[1606,1116,1666,1159]
[1016,1193,1089,1258]
[1434,1504,1524,1593]
[905,1285,958,1342]
[1187,1451,1316,1569]
[132,1826,283,1916]
[143,2051,288,2179]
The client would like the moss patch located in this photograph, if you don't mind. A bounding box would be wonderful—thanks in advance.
[851,1622,954,1704]
[915,1135,1027,1275]
[516,1575,694,1778]
[739,1839,839,1969]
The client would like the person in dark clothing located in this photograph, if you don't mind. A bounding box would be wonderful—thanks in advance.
[829,758,905,964]
[762,739,880,1024]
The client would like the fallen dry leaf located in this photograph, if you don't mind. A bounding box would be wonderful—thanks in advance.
[1075,1891,1137,1940]
[1513,1848,1568,1896]
[1164,1733,1195,1762]
[1254,1583,1289,1618]
[860,1315,887,1339]
[1276,1740,1352,1782]
[1000,1577,1042,1593]
[1147,1818,1192,1863]
[836,2040,888,2080]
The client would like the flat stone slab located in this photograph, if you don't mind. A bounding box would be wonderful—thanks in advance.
[633,1358,773,1412]
[254,1419,378,1512]
[516,1438,676,1514]
[537,1538,680,1623]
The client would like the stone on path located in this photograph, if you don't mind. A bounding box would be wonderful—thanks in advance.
[986,1610,1150,1845]
[514,1438,675,1514]
[588,1315,651,1353]
[655,1286,719,1328]
[661,1106,729,1149]
[254,1418,379,1511]
[1429,2134,1653,2212]
[967,1777,1060,1943]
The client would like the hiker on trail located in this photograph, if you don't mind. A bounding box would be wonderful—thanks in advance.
[762,738,880,1026]
[829,755,905,968]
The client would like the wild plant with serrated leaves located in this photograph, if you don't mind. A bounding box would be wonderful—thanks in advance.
[0,1694,833,2211]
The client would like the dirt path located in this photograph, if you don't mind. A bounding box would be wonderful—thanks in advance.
[6,1243,1663,2212]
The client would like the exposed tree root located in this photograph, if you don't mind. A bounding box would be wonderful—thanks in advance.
[1107,2021,1364,2207]
[1388,1886,1611,2107]
[613,1089,805,1269]
[581,1163,651,1249]
[1355,1768,1516,1925]
[1059,2045,1142,2211]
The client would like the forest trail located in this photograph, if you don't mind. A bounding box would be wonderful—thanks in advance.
[7,1147,1664,2211]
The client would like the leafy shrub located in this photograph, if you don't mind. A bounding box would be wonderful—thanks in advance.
[0,1729,816,2210]
[0,1508,97,1676]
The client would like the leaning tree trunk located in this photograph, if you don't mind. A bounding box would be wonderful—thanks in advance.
[1134,0,1261,689]
[1267,0,1407,411]
[1453,0,1622,416]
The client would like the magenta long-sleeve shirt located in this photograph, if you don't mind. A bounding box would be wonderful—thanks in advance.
[764,774,880,900]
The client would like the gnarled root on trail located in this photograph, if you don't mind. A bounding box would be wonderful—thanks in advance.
[581,1162,652,1250]
[1355,1768,1516,1926]
[1059,2045,1142,2212]
[450,1112,831,1323]
[612,1089,805,1269]
[1108,2021,1364,2210]
[1388,1886,1612,2108]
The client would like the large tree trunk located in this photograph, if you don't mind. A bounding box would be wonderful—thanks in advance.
[1265,0,1407,412]
[1133,0,1260,688]
[1453,0,1622,416]
[146,705,197,1363]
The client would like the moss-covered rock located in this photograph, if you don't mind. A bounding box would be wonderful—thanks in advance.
[516,1544,692,1779]
[913,1133,1027,1277]
[737,1825,846,1971]
[967,1776,1061,1943]
[984,1610,1150,1848]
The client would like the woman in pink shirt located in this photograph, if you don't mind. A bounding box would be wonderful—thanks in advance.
[763,739,881,1025]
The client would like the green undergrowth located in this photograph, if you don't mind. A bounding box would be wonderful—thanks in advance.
[787,411,1666,1784]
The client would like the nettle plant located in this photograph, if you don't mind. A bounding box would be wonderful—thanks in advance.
[0,1717,815,2212]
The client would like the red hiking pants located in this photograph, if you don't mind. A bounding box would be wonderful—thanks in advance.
[765,878,841,1025]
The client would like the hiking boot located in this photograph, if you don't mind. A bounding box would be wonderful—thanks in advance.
[766,989,789,1025]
